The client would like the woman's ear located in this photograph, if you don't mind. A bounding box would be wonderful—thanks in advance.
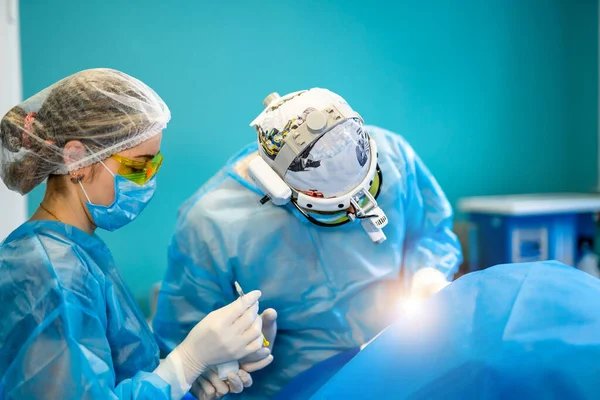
[64,141,94,183]
[63,140,87,165]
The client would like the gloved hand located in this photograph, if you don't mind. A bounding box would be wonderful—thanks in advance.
[154,291,263,399]
[239,308,278,373]
[410,267,450,300]
[190,367,253,400]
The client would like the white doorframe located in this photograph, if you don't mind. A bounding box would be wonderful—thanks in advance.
[0,0,27,241]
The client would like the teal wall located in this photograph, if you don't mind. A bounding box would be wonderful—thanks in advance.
[20,0,598,315]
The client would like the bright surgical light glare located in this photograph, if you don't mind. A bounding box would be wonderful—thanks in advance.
[401,297,422,317]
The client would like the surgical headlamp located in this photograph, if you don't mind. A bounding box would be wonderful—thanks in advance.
[248,92,389,244]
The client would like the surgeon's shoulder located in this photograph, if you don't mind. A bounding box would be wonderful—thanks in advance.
[175,167,261,233]
[366,125,419,169]
[0,223,105,309]
[0,224,106,372]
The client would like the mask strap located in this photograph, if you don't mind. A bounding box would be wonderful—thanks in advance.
[81,144,116,177]
[78,181,92,203]
[76,157,115,204]
[99,160,115,177]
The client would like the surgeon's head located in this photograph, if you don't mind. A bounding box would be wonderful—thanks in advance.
[249,88,388,244]
[251,89,372,198]
[0,68,170,231]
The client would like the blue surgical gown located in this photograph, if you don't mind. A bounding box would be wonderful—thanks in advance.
[153,126,462,399]
[0,221,170,399]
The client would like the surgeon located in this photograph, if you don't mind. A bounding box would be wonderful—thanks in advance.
[0,69,269,400]
[153,88,462,398]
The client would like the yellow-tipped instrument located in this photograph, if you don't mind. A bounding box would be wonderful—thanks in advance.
[235,281,270,347]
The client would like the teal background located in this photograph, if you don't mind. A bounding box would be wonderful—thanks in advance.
[19,0,598,315]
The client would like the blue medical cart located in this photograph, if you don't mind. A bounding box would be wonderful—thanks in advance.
[458,194,600,271]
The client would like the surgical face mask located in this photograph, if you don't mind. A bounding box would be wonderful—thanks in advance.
[79,161,157,231]
[284,119,370,198]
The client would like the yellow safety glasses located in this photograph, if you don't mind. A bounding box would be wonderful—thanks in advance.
[110,153,163,185]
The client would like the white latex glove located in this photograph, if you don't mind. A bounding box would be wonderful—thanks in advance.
[410,267,450,300]
[154,291,263,399]
[239,308,278,373]
[190,368,253,400]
